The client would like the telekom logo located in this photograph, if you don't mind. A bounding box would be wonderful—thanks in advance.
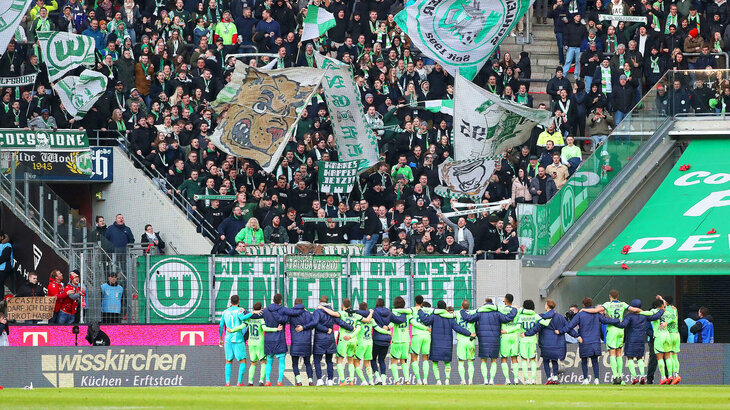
[23,331,49,346]
[180,331,205,345]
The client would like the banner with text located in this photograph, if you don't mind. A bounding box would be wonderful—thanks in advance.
[1,147,113,182]
[0,73,37,87]
[6,296,55,321]
[315,53,379,169]
[318,160,361,193]
[0,129,89,151]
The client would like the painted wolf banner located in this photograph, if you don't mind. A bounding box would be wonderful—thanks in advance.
[211,63,325,172]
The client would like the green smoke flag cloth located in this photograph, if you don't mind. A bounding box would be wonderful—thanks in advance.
[423,100,454,115]
[394,0,534,80]
[301,5,336,41]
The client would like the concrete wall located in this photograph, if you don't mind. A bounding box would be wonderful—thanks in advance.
[92,147,212,254]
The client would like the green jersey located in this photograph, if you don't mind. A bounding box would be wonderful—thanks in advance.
[647,308,669,337]
[664,305,679,334]
[517,309,540,344]
[457,309,476,342]
[245,317,266,345]
[358,319,375,344]
[390,319,410,344]
[500,305,521,334]
[602,300,629,329]
[338,311,362,339]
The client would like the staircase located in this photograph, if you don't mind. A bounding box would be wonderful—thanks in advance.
[499,21,562,107]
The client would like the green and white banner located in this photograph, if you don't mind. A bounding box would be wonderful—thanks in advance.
[238,243,364,256]
[0,73,37,87]
[137,255,474,322]
[0,0,34,55]
[580,140,730,275]
[0,129,89,151]
[454,73,551,160]
[423,99,454,115]
[318,160,361,193]
[301,5,336,41]
[394,0,534,80]
[314,53,379,169]
[193,194,237,201]
[598,14,647,23]
[52,70,107,119]
[37,31,96,82]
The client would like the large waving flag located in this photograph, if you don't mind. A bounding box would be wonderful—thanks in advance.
[38,31,96,82]
[301,5,336,41]
[53,70,108,119]
[394,0,534,79]
[423,99,454,115]
[453,73,551,160]
[0,0,34,55]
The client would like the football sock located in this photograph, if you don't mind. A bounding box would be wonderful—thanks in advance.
[337,363,345,381]
[412,361,421,383]
[348,364,355,381]
[391,363,399,382]
[530,361,537,381]
[481,361,488,380]
[609,356,617,378]
[511,362,520,381]
[627,359,637,378]
[260,362,266,383]
[356,366,365,382]
[277,354,285,383]
[445,362,451,379]
[658,359,666,378]
[433,362,441,381]
[637,359,645,377]
[423,360,430,381]
[225,362,231,384]
[265,358,273,382]
[458,361,466,383]
[366,366,374,384]
[467,361,475,384]
[617,356,623,378]
[489,361,497,382]
[522,360,529,381]
[401,362,410,382]
[501,362,510,379]
[238,362,246,384]
[673,355,680,375]
[248,363,256,384]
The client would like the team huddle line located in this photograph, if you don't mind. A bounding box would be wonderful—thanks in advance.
[218,290,680,386]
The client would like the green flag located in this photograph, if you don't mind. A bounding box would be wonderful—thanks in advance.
[423,99,454,115]
[53,69,108,119]
[301,5,336,41]
[38,31,96,82]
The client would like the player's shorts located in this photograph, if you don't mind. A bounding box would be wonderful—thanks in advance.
[337,338,358,358]
[500,335,519,358]
[355,342,373,361]
[390,342,409,360]
[605,327,625,350]
[457,340,475,361]
[519,342,537,360]
[410,334,431,355]
[225,341,246,362]
[668,333,681,353]
[653,333,670,354]
[249,342,265,362]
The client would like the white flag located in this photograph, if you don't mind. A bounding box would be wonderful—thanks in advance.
[301,5,336,42]
[0,0,34,55]
[53,70,108,119]
[394,0,534,79]
[315,53,379,169]
[38,31,96,82]
[435,156,499,199]
[423,99,454,115]
[453,73,552,160]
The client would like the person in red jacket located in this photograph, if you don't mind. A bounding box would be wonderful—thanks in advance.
[58,271,83,324]
[47,269,72,324]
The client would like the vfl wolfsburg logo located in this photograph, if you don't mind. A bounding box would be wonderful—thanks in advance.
[38,32,95,80]
[441,0,502,46]
[0,1,28,30]
[147,258,203,320]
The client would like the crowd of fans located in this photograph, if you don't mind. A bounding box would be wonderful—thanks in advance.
[0,0,725,257]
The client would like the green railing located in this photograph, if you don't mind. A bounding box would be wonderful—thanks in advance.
[516,69,720,255]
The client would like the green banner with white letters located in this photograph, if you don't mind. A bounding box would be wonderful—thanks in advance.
[579,139,730,275]
[138,255,474,322]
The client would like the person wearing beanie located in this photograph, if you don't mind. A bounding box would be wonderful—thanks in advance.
[683,27,704,67]
[546,66,572,103]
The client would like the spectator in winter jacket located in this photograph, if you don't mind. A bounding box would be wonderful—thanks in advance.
[235,217,265,245]
[529,167,558,204]
[17,271,45,297]
[57,271,83,324]
[47,269,71,324]
[612,75,636,125]
[264,215,288,244]
[545,153,570,189]
[546,66,573,103]
[140,224,166,254]
[104,214,134,253]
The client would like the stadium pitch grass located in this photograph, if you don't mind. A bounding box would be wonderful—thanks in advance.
[2,385,730,409]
